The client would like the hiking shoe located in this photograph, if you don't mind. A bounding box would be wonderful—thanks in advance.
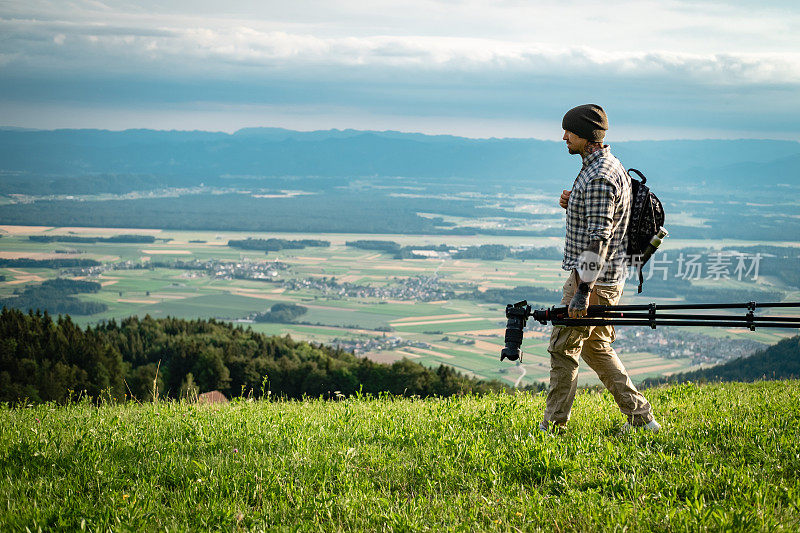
[538,421,566,434]
[620,419,661,434]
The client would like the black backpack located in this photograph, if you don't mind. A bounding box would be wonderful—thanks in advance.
[626,168,666,293]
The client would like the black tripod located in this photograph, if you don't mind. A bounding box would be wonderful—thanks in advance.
[500,300,800,361]
[532,301,800,330]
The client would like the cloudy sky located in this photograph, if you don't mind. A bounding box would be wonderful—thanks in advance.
[1,0,799,139]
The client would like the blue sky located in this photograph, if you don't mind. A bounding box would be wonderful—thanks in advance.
[1,0,799,139]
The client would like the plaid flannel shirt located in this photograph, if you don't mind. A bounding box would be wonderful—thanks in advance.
[562,146,630,285]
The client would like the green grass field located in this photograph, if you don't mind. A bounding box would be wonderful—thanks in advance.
[1,381,799,531]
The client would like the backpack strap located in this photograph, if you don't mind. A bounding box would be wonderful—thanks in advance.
[628,168,647,184]
[637,265,644,294]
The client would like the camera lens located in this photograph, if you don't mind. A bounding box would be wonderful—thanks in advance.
[501,346,522,361]
[501,313,525,361]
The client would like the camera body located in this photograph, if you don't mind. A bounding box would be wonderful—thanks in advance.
[501,300,531,362]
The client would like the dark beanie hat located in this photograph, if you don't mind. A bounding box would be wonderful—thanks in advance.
[562,104,608,142]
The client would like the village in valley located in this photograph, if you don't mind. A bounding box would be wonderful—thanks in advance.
[2,225,792,388]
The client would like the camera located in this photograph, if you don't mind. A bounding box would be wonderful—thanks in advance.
[500,300,531,362]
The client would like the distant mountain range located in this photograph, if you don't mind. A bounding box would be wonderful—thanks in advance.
[1,127,798,188]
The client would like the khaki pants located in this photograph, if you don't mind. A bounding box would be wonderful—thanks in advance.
[543,271,654,426]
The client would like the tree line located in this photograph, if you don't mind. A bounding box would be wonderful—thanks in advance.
[451,244,563,261]
[345,240,563,261]
[253,303,308,323]
[227,238,330,252]
[0,279,107,316]
[29,235,157,244]
[0,308,509,404]
[472,285,563,306]
[345,240,451,259]
[0,258,101,268]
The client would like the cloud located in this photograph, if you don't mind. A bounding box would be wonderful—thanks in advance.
[3,1,799,84]
[3,16,799,87]
[1,0,799,138]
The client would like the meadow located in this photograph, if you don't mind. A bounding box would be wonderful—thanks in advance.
[1,380,799,531]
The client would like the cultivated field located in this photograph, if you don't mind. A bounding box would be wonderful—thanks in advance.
[1,225,797,387]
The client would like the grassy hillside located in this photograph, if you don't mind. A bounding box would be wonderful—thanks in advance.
[2,381,799,531]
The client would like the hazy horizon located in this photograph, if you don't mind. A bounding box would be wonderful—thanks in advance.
[2,123,800,143]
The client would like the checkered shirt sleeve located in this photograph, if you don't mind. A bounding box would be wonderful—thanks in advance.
[584,177,616,242]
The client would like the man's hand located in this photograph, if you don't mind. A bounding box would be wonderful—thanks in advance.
[559,189,571,209]
[568,285,590,318]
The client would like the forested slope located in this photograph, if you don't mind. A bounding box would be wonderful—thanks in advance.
[0,308,507,404]
[643,335,800,386]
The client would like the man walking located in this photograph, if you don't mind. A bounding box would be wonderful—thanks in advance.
[541,104,660,433]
